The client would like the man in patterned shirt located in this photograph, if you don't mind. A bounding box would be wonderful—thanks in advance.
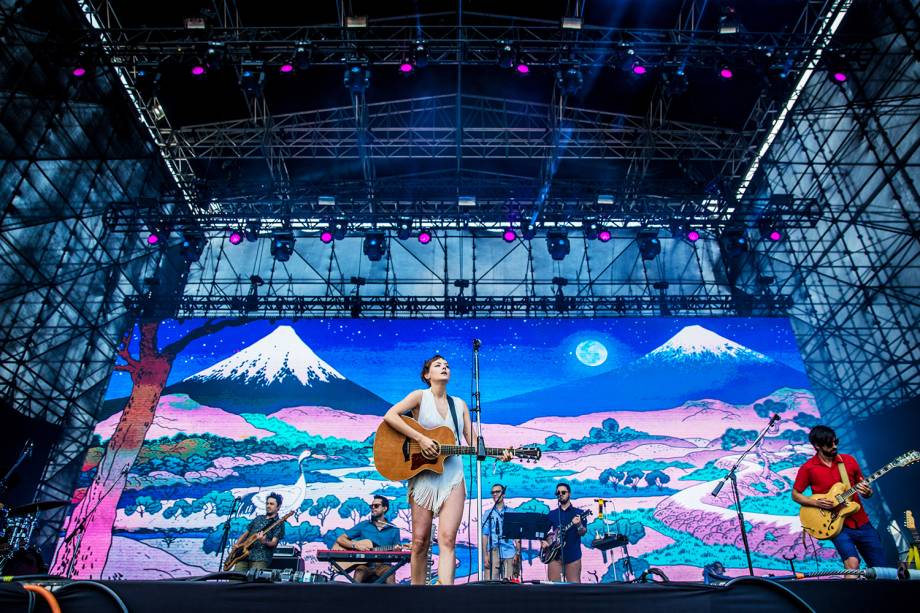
[232,492,287,571]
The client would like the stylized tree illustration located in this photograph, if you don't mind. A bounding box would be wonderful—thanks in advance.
[338,497,371,525]
[391,498,412,531]
[193,491,236,518]
[51,319,245,578]
[309,495,341,526]
[126,495,162,517]
[625,469,645,491]
[293,498,314,521]
[514,498,550,515]
[599,469,627,491]
[644,470,671,490]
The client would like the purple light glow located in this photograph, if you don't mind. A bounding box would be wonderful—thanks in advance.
[399,62,414,73]
[632,63,647,75]
[228,231,243,245]
[768,230,782,241]
[832,71,847,83]
[598,230,612,242]
[720,68,733,79]
[418,230,432,244]
[71,67,87,77]
[279,63,294,74]
[686,230,700,242]
[191,65,206,76]
[502,229,516,242]
[147,233,159,245]
[320,231,334,244]
[516,64,530,74]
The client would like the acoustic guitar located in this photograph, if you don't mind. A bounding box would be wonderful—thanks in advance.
[373,416,541,481]
[330,539,407,571]
[223,510,294,571]
[799,450,919,540]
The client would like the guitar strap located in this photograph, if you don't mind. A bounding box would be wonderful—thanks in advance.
[446,395,462,444]
[837,461,851,489]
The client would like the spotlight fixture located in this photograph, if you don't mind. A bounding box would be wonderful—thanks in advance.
[240,61,266,95]
[332,220,348,240]
[412,41,429,68]
[502,227,516,242]
[417,228,432,244]
[546,230,570,261]
[190,63,207,77]
[686,229,701,242]
[519,218,537,241]
[228,229,243,245]
[147,224,171,246]
[344,64,371,93]
[556,66,583,96]
[516,63,531,75]
[399,58,414,74]
[458,195,476,207]
[597,228,612,242]
[719,66,734,79]
[205,42,224,71]
[582,220,600,241]
[597,194,615,206]
[271,229,295,262]
[244,219,261,242]
[180,231,206,263]
[396,219,413,240]
[320,229,334,244]
[824,52,849,83]
[363,232,387,261]
[720,228,748,257]
[718,6,741,34]
[561,16,583,30]
[497,41,517,69]
[294,45,312,71]
[637,230,661,261]
[758,216,784,242]
[70,51,92,78]
[279,62,295,74]
[631,61,647,75]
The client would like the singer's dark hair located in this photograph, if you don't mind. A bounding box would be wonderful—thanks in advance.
[373,495,389,510]
[808,425,837,448]
[420,354,447,386]
[266,492,283,508]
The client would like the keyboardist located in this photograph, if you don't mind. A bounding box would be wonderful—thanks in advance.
[334,495,403,583]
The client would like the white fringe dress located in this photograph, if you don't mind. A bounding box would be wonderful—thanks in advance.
[408,388,465,515]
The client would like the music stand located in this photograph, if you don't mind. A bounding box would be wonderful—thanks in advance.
[502,512,550,582]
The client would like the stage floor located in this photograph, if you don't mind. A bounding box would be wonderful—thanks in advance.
[2,579,919,613]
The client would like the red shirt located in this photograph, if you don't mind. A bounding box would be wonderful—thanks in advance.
[793,453,870,528]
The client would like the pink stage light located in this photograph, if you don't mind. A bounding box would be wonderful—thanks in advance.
[279,63,294,74]
[768,230,783,241]
[191,65,206,76]
[686,230,700,242]
[71,67,87,77]
[320,231,334,244]
[228,231,243,245]
[516,64,530,75]
[502,228,516,242]
[399,62,414,73]
[832,71,847,83]
[720,68,733,79]
[147,233,159,245]
[417,230,432,244]
[598,229,612,242]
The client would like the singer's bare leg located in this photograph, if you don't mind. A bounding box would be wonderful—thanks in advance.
[409,496,433,585]
[435,482,466,585]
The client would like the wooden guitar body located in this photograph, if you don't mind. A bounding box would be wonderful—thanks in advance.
[799,482,861,540]
[373,416,458,481]
[223,510,293,571]
[332,539,384,571]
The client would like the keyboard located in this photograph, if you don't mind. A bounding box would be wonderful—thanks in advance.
[316,549,410,564]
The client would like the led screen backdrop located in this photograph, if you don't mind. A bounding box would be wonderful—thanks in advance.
[51,318,839,582]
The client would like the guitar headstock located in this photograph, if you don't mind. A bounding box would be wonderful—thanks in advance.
[513,447,542,463]
[906,510,915,531]
[894,450,920,468]
[282,510,295,521]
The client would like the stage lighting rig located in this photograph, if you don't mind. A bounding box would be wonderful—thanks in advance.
[240,61,266,95]
[720,228,748,257]
[582,220,600,240]
[556,66,583,96]
[363,232,387,261]
[546,230,570,261]
[396,219,413,240]
[244,220,261,242]
[332,220,348,240]
[180,231,206,263]
[757,215,784,242]
[271,229,295,262]
[344,64,370,93]
[519,218,537,240]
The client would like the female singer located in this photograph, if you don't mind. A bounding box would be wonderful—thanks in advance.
[383,354,511,584]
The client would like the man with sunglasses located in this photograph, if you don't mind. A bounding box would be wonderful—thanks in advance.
[481,483,521,581]
[542,482,587,582]
[792,425,886,570]
[335,495,403,583]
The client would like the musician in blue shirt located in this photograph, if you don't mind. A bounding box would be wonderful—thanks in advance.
[542,482,586,582]
[481,483,521,580]
[335,495,403,583]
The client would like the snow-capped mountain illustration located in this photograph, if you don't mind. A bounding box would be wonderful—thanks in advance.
[489,325,810,424]
[640,325,772,364]
[162,326,392,414]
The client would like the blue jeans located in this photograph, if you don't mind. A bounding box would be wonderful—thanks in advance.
[830,522,887,567]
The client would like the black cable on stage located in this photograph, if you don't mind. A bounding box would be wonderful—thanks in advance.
[724,576,816,613]
[26,588,35,613]
[182,571,247,582]
[53,580,129,613]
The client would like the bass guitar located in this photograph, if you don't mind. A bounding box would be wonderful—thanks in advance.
[373,416,541,481]
[905,511,920,569]
[799,450,919,540]
[540,510,592,564]
[223,510,294,571]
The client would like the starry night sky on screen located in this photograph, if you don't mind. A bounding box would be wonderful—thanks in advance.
[106,318,806,404]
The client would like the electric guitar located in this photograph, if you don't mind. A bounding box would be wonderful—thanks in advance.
[223,510,293,571]
[799,450,919,540]
[540,510,592,564]
[372,416,542,481]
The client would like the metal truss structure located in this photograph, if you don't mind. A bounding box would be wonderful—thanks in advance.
[0,0,916,560]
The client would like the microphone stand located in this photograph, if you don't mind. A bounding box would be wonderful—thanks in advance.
[217,498,242,572]
[472,339,485,581]
[0,440,33,498]
[711,414,780,577]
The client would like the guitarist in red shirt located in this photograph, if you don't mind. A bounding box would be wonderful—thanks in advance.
[791,425,887,570]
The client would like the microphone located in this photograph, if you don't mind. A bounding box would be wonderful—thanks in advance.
[769,413,781,427]
[473,339,482,350]
[711,479,726,497]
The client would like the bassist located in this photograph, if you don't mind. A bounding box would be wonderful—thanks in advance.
[542,483,587,582]
[791,425,886,569]
[231,492,287,571]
